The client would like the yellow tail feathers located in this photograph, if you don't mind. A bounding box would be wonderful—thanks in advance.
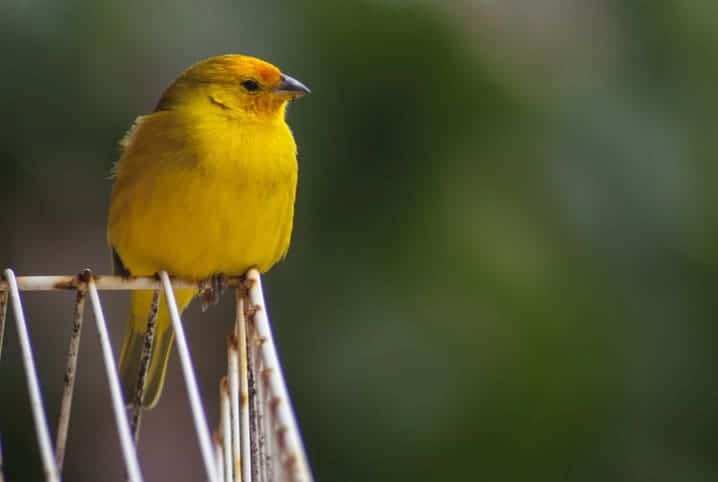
[119,288,195,409]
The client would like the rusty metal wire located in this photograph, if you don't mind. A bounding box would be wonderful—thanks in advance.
[244,270,312,482]
[130,289,160,443]
[0,269,314,482]
[235,291,252,482]
[54,286,87,472]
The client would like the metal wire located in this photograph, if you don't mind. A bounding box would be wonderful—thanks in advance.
[227,335,243,482]
[87,277,144,482]
[244,269,313,482]
[0,291,7,363]
[0,274,244,292]
[0,270,314,482]
[3,270,60,482]
[247,317,270,482]
[221,377,233,482]
[159,271,219,482]
[55,285,87,473]
[215,430,226,482]
[130,289,161,442]
[235,291,252,482]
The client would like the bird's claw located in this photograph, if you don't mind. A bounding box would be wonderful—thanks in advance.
[200,273,226,311]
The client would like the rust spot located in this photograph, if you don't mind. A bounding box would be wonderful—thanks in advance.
[0,292,7,315]
[262,367,275,384]
[244,303,259,322]
[284,453,298,469]
[224,275,247,289]
[234,281,250,298]
[257,335,268,345]
[53,278,78,290]
[53,269,94,291]
[248,380,257,399]
[71,290,86,333]
[227,335,239,351]
[220,376,229,394]
[269,396,281,416]
[276,425,288,449]
[74,289,86,305]
[213,429,222,445]
[77,269,92,284]
[70,315,83,336]
[240,391,248,408]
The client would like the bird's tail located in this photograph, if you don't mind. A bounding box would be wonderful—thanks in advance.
[119,288,196,409]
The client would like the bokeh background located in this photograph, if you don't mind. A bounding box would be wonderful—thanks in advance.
[1,1,717,481]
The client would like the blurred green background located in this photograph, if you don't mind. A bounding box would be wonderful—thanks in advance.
[1,1,717,481]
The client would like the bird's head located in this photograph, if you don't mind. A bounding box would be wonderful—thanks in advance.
[155,54,310,120]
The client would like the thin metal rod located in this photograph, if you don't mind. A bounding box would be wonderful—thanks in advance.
[159,271,219,482]
[246,347,259,482]
[214,431,225,482]
[227,336,242,482]
[130,290,161,442]
[55,286,88,473]
[0,290,7,362]
[245,269,313,482]
[3,270,60,482]
[236,291,252,482]
[1,274,246,292]
[247,319,268,482]
[265,382,279,482]
[221,378,232,482]
[86,278,144,482]
[259,357,273,482]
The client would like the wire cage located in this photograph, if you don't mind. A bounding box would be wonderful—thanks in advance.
[0,268,313,482]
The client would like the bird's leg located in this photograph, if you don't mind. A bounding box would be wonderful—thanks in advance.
[200,273,226,311]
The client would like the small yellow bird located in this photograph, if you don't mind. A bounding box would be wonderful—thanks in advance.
[108,55,309,408]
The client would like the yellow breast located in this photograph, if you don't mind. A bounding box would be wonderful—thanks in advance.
[108,110,298,278]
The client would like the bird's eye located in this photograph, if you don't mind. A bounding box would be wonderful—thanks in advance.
[241,80,260,92]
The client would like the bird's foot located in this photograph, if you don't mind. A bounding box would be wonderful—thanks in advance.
[200,273,226,312]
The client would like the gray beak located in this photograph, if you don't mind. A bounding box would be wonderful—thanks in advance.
[274,73,311,98]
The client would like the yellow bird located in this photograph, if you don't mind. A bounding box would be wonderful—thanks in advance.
[108,55,309,408]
